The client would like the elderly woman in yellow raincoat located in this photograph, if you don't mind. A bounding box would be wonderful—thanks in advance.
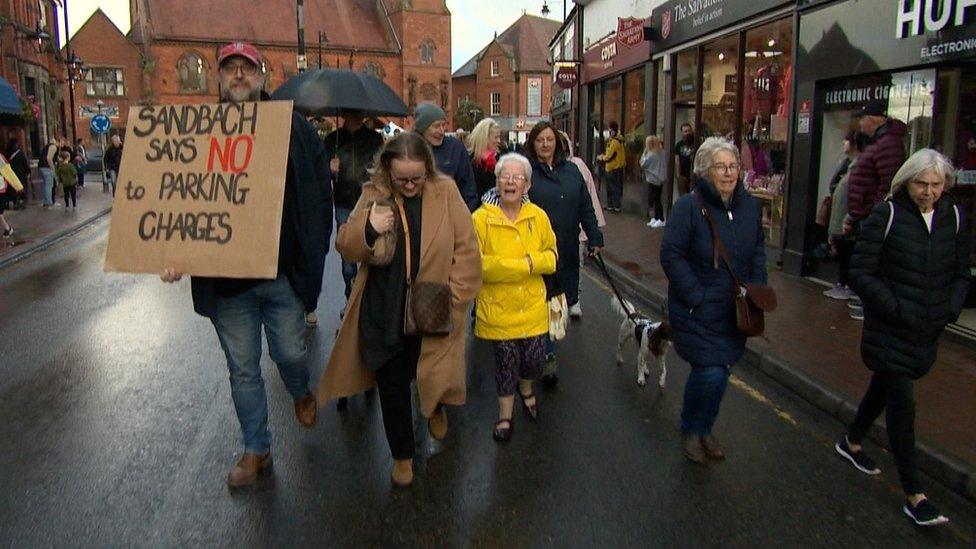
[472,152,558,442]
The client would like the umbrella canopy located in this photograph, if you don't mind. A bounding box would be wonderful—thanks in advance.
[272,68,408,117]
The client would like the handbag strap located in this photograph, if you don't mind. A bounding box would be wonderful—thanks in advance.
[693,191,743,289]
[395,197,412,286]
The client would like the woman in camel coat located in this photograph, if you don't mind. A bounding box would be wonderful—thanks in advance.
[317,132,482,487]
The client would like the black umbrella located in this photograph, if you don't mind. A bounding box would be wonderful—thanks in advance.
[271,68,408,117]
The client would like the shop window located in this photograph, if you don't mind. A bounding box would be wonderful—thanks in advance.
[675,49,698,104]
[654,60,665,135]
[742,18,793,248]
[623,67,646,185]
[420,40,435,65]
[178,52,209,94]
[701,34,739,140]
[490,92,500,116]
[84,67,125,97]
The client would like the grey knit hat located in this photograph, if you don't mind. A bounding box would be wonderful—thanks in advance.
[413,102,446,134]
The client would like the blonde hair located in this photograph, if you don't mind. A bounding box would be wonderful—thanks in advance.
[645,135,663,151]
[467,118,501,160]
[888,148,955,199]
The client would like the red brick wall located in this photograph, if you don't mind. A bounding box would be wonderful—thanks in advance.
[476,42,517,118]
[390,2,453,128]
[65,12,142,139]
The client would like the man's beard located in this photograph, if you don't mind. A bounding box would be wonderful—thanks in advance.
[222,86,261,103]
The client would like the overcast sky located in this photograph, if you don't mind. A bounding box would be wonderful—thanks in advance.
[59,1,562,72]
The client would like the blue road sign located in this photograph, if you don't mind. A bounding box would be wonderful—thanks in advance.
[90,114,111,135]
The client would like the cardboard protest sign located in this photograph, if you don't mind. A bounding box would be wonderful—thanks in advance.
[104,101,293,278]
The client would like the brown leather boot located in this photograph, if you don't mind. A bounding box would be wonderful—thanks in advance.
[429,406,448,441]
[295,392,317,428]
[700,434,725,459]
[391,459,413,487]
[227,452,272,487]
[682,434,707,464]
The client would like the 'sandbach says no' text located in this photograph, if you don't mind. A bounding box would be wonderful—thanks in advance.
[129,103,259,245]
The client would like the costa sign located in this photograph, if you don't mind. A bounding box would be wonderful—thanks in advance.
[617,17,647,48]
[555,65,578,89]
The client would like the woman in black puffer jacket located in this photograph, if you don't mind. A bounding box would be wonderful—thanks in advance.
[835,149,972,527]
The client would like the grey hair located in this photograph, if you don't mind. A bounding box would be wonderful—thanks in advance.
[888,148,955,199]
[494,152,533,180]
[693,136,740,178]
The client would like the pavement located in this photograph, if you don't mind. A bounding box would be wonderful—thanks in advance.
[0,173,114,269]
[1,218,974,545]
[592,185,976,503]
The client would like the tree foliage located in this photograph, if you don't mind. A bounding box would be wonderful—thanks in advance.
[454,99,485,132]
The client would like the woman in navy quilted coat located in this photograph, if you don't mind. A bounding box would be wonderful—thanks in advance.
[660,137,766,464]
[835,149,972,527]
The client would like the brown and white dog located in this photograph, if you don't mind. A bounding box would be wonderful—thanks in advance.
[611,297,672,388]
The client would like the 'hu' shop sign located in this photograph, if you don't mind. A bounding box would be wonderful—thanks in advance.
[104,101,294,278]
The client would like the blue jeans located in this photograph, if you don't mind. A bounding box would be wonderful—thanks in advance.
[211,275,310,454]
[40,168,54,205]
[107,170,118,196]
[681,365,731,436]
[335,207,358,299]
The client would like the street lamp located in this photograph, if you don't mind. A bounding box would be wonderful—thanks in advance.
[318,31,328,69]
[65,52,85,145]
[296,0,308,73]
[541,0,566,19]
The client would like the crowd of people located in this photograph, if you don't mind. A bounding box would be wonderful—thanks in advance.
[147,41,969,528]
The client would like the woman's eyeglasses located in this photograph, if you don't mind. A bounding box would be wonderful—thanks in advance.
[709,163,740,174]
[497,174,527,183]
[391,175,428,186]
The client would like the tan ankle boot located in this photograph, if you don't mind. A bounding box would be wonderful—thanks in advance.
[429,407,448,441]
[227,452,272,488]
[391,459,413,487]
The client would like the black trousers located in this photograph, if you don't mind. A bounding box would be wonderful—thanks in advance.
[835,238,855,287]
[375,337,422,460]
[647,184,663,221]
[606,169,623,209]
[848,371,922,494]
[63,186,77,207]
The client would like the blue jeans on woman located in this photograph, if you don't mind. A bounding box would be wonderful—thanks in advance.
[40,167,54,205]
[681,365,731,436]
[211,275,311,455]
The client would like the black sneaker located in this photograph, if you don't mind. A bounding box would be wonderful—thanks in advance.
[903,498,949,526]
[835,438,881,475]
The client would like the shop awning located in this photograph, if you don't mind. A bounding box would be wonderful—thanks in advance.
[0,77,21,117]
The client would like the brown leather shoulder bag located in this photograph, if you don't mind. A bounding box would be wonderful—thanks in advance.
[693,192,777,337]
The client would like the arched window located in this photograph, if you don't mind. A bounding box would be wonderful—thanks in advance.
[362,61,384,79]
[178,51,208,94]
[420,39,435,65]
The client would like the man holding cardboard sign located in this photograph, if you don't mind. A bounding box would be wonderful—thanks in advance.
[155,42,333,488]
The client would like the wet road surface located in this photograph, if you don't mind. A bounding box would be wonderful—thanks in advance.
[1,217,974,546]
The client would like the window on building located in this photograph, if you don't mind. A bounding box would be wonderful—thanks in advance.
[490,60,500,77]
[362,61,384,79]
[490,92,501,116]
[84,67,125,97]
[420,40,435,65]
[178,52,209,94]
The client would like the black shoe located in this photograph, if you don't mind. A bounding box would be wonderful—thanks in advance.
[903,498,949,526]
[539,374,559,390]
[835,438,881,475]
[492,418,513,442]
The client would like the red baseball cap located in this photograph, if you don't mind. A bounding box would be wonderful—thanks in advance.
[217,42,261,66]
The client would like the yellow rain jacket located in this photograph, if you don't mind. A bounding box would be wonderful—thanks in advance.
[473,191,558,341]
[603,135,626,172]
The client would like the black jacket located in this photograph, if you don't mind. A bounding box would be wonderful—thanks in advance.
[104,144,123,172]
[325,125,383,210]
[850,189,972,379]
[191,111,334,317]
[660,177,766,367]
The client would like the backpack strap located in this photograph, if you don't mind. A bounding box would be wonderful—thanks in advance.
[883,201,895,241]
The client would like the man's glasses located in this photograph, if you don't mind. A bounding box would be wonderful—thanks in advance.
[219,61,259,76]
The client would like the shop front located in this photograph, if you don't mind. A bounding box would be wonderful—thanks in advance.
[647,0,796,248]
[786,0,976,336]
[581,18,652,213]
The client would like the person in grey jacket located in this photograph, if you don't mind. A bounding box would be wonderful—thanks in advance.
[640,135,667,227]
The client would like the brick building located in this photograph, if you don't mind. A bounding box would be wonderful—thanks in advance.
[452,14,560,143]
[0,0,65,157]
[63,0,453,138]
